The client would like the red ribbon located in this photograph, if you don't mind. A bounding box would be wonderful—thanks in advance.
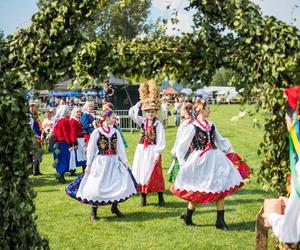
[106,149,114,155]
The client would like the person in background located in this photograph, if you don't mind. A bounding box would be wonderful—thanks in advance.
[42,109,54,152]
[53,105,72,183]
[29,100,43,176]
[69,107,87,174]
[111,112,128,148]
[168,102,193,183]
[266,86,300,244]
[161,97,169,128]
[81,101,95,143]
[173,97,182,127]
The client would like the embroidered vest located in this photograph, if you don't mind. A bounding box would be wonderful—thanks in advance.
[139,119,157,145]
[191,124,217,150]
[97,131,117,155]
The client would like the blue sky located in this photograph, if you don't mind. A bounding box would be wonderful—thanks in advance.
[1,0,300,36]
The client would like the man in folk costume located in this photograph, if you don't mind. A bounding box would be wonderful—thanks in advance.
[129,80,166,207]
[266,86,300,243]
[29,100,43,175]
[171,98,250,229]
[81,101,95,143]
[69,107,87,174]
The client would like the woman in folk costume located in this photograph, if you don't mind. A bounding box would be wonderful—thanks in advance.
[171,98,250,229]
[65,103,138,221]
[69,107,87,174]
[168,102,193,183]
[129,80,166,207]
[81,101,95,143]
[53,105,72,183]
[266,86,300,243]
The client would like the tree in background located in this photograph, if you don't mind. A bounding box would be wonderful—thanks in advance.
[38,0,152,40]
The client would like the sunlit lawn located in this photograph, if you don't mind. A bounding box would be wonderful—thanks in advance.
[32,104,270,250]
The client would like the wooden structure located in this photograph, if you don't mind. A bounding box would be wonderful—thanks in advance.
[256,207,300,250]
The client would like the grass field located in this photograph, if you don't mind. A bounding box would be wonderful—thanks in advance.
[32,104,271,250]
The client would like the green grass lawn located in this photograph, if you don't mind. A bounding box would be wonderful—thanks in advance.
[32,104,270,250]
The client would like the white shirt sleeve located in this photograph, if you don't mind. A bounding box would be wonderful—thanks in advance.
[86,129,99,167]
[214,124,233,153]
[129,102,144,126]
[154,122,166,159]
[171,122,185,155]
[116,129,128,165]
[175,124,195,166]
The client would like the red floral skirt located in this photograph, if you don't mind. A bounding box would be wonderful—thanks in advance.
[170,152,250,204]
[139,158,165,194]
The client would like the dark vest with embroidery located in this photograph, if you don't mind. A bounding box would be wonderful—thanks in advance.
[97,131,117,155]
[139,119,157,145]
[191,124,217,150]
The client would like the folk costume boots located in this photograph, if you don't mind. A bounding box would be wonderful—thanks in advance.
[180,208,196,226]
[90,206,98,221]
[157,192,165,207]
[111,202,124,217]
[215,210,229,231]
[33,163,43,176]
[140,193,147,207]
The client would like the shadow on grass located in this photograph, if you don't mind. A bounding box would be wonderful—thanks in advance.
[227,220,256,232]
[236,188,270,196]
[102,210,181,222]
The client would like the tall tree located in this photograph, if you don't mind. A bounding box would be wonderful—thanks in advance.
[38,0,152,40]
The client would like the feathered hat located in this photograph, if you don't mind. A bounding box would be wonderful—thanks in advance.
[139,80,160,111]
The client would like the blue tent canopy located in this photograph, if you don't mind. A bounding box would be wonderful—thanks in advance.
[83,91,98,96]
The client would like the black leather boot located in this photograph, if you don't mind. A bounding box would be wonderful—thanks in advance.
[90,206,98,221]
[180,208,196,226]
[33,163,43,176]
[111,202,124,217]
[56,173,66,184]
[69,170,76,176]
[140,193,147,207]
[215,210,229,231]
[157,192,165,207]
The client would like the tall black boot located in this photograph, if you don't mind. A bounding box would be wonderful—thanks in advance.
[157,192,165,207]
[69,170,76,176]
[33,163,43,176]
[111,202,124,217]
[82,166,86,174]
[56,173,66,184]
[215,210,229,231]
[180,208,196,226]
[90,206,98,221]
[140,193,147,207]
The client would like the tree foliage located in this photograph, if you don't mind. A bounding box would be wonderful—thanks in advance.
[0,32,49,249]
[38,0,152,40]
[211,67,239,87]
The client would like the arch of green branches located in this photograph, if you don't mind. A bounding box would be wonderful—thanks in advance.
[1,0,300,248]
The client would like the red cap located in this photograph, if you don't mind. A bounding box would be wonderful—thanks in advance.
[284,86,300,111]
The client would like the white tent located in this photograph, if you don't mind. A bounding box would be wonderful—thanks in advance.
[180,88,193,95]
[195,89,212,97]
